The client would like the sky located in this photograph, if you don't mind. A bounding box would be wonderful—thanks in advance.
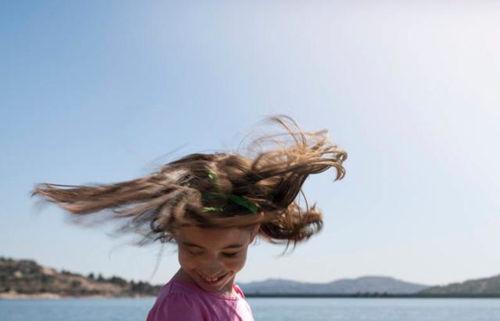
[1,1,499,287]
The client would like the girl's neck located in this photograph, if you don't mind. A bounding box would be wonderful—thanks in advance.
[171,268,238,298]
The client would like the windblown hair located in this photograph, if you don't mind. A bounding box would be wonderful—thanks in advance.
[32,115,347,248]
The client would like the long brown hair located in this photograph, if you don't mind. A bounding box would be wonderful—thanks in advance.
[32,115,347,249]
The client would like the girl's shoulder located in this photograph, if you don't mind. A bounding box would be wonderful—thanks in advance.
[147,280,253,321]
[147,281,206,321]
[161,279,199,297]
[233,284,246,298]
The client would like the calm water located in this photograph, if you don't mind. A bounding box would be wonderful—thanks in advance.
[1,297,499,321]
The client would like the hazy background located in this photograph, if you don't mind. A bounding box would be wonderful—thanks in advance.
[1,1,499,287]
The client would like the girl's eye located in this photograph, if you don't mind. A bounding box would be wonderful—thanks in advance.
[187,250,203,256]
[222,252,239,258]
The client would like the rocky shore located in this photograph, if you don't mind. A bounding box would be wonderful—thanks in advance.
[0,257,161,299]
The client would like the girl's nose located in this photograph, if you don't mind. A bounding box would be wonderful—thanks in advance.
[199,257,224,274]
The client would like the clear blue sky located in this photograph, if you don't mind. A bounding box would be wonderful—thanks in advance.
[1,1,499,286]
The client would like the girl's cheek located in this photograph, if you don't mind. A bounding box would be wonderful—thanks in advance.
[225,253,248,271]
[178,250,198,268]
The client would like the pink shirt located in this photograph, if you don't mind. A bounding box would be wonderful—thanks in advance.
[146,280,255,321]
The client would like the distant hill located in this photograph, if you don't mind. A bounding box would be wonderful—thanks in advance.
[420,274,500,296]
[3,256,500,298]
[239,276,430,295]
[0,257,160,298]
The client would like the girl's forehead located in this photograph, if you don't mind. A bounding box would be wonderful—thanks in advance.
[175,225,251,247]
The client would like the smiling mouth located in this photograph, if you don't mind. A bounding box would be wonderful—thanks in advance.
[197,272,228,285]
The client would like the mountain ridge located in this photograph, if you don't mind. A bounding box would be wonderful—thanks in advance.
[2,256,500,298]
[420,274,500,295]
[239,276,429,295]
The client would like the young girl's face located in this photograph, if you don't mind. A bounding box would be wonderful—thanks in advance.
[173,225,258,295]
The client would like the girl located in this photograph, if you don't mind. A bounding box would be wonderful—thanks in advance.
[32,115,347,321]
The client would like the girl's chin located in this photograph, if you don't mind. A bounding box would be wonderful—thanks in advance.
[195,272,234,293]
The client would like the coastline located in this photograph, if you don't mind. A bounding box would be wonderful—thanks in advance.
[3,292,500,299]
[0,292,156,300]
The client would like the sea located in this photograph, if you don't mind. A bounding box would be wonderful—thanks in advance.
[1,297,500,321]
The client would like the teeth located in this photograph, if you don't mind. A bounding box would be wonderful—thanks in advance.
[200,273,225,283]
